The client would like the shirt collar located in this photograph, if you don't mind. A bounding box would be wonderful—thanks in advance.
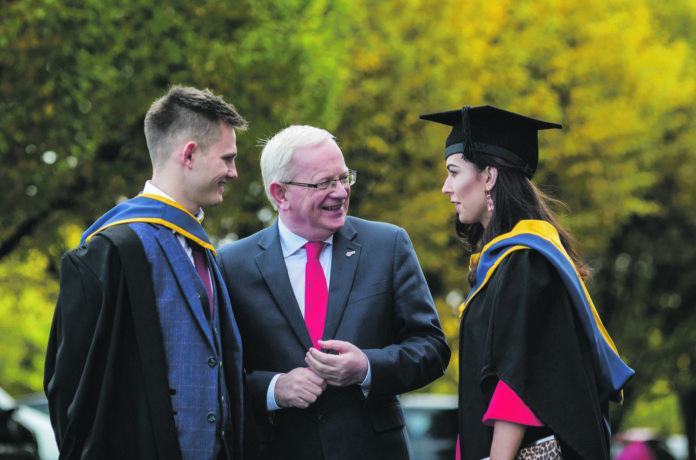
[277,218,333,258]
[143,180,205,221]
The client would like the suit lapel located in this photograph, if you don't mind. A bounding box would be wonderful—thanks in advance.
[255,224,313,349]
[153,227,214,345]
[209,257,243,351]
[324,219,361,341]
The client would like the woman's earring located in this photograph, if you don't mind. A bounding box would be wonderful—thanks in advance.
[486,190,494,212]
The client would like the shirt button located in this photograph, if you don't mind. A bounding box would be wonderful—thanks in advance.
[207,412,216,423]
[207,356,217,367]
[317,414,327,424]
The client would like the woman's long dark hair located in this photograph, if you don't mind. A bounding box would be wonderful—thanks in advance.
[455,152,590,286]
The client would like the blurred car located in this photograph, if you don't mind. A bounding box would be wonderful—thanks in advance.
[13,396,48,418]
[0,388,57,460]
[402,393,458,460]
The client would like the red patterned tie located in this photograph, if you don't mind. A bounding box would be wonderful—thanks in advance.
[193,246,214,316]
[304,242,327,349]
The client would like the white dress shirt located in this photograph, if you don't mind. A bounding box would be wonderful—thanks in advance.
[142,181,206,275]
[278,218,333,317]
[266,218,371,411]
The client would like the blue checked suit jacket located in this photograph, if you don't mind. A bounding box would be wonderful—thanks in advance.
[132,222,245,460]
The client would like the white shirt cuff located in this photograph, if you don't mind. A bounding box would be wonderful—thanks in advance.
[266,374,282,411]
[360,356,372,397]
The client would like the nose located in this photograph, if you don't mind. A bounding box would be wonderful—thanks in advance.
[442,176,452,195]
[329,180,349,198]
[227,163,238,180]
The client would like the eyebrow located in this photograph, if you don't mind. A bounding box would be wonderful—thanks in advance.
[317,170,350,182]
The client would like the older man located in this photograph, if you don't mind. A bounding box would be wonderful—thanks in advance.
[217,125,451,459]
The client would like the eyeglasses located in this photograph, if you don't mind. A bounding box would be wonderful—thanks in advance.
[283,170,357,191]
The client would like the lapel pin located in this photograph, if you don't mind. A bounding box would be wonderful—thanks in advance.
[346,250,356,257]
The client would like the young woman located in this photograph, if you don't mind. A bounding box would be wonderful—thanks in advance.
[420,106,634,460]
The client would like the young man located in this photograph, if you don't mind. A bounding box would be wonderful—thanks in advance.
[45,86,250,460]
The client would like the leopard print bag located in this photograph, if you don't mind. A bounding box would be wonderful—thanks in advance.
[481,435,562,460]
[515,436,562,460]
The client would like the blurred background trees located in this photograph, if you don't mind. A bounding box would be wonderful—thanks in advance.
[2,0,696,453]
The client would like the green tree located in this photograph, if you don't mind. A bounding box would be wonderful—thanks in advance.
[0,0,356,263]
[591,0,696,455]
[2,4,696,442]
[0,0,358,393]
[330,0,696,397]
[594,206,696,458]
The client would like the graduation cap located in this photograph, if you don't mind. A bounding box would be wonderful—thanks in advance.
[419,105,561,179]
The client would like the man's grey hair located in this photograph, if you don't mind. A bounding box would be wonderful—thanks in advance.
[259,125,337,209]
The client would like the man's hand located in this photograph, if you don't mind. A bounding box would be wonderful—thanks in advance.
[305,339,368,387]
[275,367,327,409]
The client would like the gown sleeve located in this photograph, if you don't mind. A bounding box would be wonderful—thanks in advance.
[483,380,543,427]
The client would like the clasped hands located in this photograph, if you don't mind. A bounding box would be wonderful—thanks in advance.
[274,339,368,409]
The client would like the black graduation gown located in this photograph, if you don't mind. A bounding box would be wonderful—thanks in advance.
[44,225,183,459]
[458,249,610,460]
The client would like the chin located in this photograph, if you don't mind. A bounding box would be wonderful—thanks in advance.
[331,215,347,227]
[320,220,345,236]
[204,196,224,208]
[457,215,477,225]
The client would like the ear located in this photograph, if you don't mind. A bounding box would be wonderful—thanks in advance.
[269,182,288,210]
[180,142,197,169]
[484,166,498,191]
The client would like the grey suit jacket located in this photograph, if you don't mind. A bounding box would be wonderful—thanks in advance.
[217,216,450,460]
